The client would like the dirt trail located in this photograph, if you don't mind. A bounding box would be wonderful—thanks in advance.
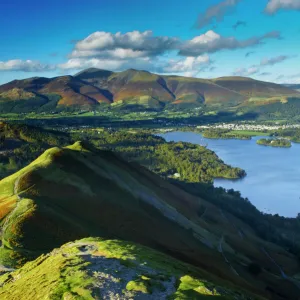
[218,234,239,277]
[71,243,177,299]
[0,176,23,269]
[1,176,23,241]
[262,247,300,290]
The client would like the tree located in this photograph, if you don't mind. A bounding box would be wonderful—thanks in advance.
[0,132,5,147]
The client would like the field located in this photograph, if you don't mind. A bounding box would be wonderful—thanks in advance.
[229,130,270,137]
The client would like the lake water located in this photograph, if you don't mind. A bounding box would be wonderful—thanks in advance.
[160,131,300,217]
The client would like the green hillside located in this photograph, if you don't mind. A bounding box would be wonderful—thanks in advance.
[0,122,70,179]
[0,141,300,298]
[0,122,244,182]
[0,238,261,300]
[0,68,298,113]
[212,77,296,98]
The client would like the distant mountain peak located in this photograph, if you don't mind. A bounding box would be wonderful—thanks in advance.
[75,68,113,80]
[0,69,299,113]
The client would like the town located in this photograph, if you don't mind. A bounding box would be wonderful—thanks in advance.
[197,123,300,131]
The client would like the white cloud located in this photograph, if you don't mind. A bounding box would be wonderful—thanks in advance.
[58,57,152,71]
[60,29,284,75]
[232,67,259,76]
[277,77,300,84]
[70,30,178,59]
[0,59,53,72]
[265,0,300,14]
[195,0,241,29]
[274,72,300,83]
[232,55,296,78]
[287,77,300,83]
[163,55,211,76]
[59,58,123,70]
[179,30,281,56]
[190,30,221,45]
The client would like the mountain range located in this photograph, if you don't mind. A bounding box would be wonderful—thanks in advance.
[0,141,300,299]
[0,68,299,113]
[284,84,300,92]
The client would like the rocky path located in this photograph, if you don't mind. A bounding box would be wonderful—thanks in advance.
[262,247,300,290]
[71,243,177,299]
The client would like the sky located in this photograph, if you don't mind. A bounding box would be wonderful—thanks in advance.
[0,0,300,84]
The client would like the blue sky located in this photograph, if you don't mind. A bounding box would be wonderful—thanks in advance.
[0,0,300,84]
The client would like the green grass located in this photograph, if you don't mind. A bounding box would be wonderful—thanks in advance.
[171,275,230,299]
[0,238,261,300]
[2,198,36,249]
[126,278,150,294]
[0,249,94,300]
[85,238,196,275]
[126,275,166,294]
[228,130,270,136]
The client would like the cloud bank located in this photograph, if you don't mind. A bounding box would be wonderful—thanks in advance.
[0,60,53,72]
[179,30,281,56]
[233,55,295,76]
[0,29,286,79]
[162,55,212,77]
[265,0,300,14]
[70,31,179,59]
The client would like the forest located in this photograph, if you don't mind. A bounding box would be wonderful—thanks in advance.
[0,122,69,178]
[71,129,246,183]
[272,128,300,142]
[1,122,300,258]
[0,123,245,183]
[256,138,291,147]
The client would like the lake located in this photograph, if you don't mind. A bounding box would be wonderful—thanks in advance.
[160,131,300,217]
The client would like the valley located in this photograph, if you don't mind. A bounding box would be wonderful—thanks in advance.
[2,0,300,298]
[1,68,300,123]
[0,139,300,299]
[1,70,300,300]
[0,121,300,299]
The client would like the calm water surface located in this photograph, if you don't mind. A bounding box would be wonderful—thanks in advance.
[160,131,300,217]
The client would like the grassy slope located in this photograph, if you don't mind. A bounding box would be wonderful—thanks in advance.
[164,76,246,106]
[0,69,299,112]
[0,142,299,298]
[0,76,111,113]
[229,130,269,137]
[108,70,174,109]
[212,77,299,98]
[0,238,262,300]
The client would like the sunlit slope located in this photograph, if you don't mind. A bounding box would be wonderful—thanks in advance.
[164,76,246,106]
[212,77,299,98]
[0,75,111,113]
[106,69,175,110]
[0,142,299,298]
[0,238,261,300]
[1,68,299,112]
[0,142,230,270]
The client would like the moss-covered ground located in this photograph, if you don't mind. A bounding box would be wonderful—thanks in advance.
[0,238,261,300]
